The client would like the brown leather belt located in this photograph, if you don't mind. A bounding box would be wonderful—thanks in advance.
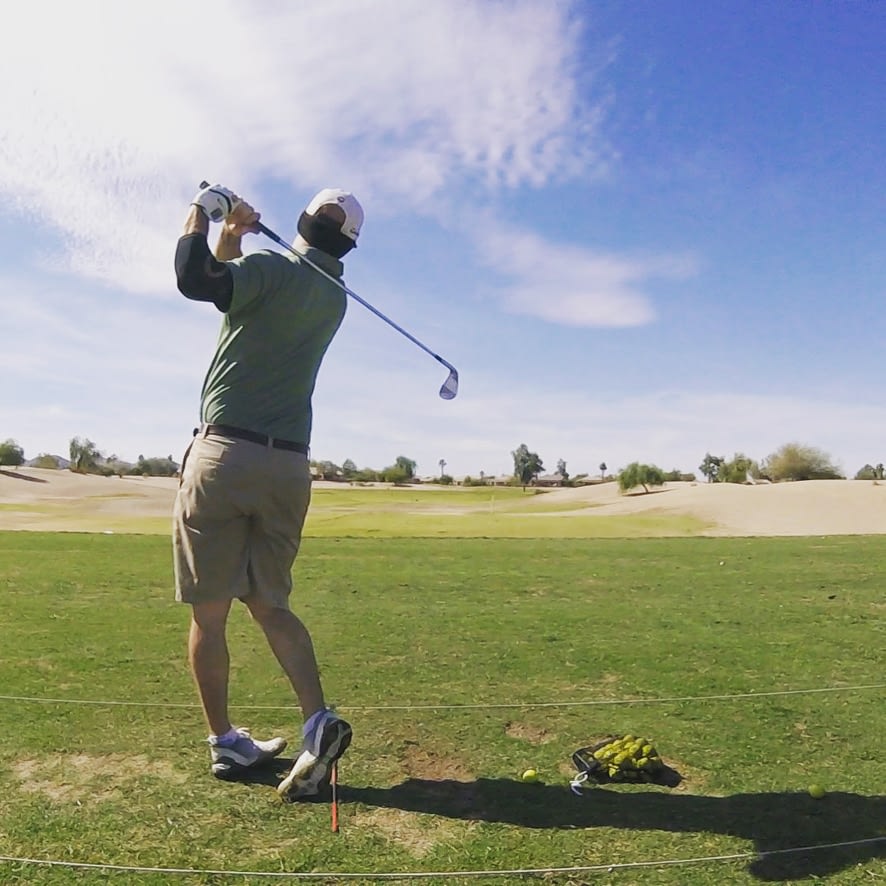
[197,424,309,454]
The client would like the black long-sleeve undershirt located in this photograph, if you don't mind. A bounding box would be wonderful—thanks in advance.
[174,233,234,312]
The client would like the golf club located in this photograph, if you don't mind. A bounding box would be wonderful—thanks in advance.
[198,183,459,400]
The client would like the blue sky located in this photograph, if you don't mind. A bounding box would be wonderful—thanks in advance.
[1,0,883,479]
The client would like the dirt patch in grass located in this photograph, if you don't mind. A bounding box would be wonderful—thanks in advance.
[401,741,474,781]
[351,807,468,857]
[504,721,555,744]
[13,753,187,803]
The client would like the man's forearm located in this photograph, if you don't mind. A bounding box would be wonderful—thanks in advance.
[214,228,243,261]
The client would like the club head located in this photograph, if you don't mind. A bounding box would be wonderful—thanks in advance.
[439,368,459,400]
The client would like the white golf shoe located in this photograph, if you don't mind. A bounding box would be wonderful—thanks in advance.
[209,727,287,777]
[277,710,352,801]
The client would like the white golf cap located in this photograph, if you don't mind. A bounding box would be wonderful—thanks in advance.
[304,188,364,242]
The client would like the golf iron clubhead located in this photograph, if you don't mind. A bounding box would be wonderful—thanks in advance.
[439,367,459,400]
[197,182,459,399]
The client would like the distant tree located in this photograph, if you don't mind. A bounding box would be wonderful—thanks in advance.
[720,453,754,484]
[315,460,342,481]
[129,455,178,477]
[438,474,454,486]
[762,443,842,481]
[617,462,666,494]
[376,456,417,484]
[438,458,447,478]
[855,463,885,481]
[699,453,724,483]
[31,453,61,469]
[394,456,417,479]
[341,459,358,480]
[512,443,544,489]
[382,465,412,484]
[354,468,380,483]
[102,454,127,477]
[665,469,697,482]
[69,437,101,473]
[556,458,569,481]
[599,462,607,481]
[0,438,25,468]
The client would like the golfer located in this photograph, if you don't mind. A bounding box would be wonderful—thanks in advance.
[172,183,361,800]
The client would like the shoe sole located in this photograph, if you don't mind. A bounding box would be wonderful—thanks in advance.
[277,721,352,802]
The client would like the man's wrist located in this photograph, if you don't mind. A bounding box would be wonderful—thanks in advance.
[183,204,210,236]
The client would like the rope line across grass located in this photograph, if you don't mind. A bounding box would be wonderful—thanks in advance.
[1,837,883,880]
[0,682,883,711]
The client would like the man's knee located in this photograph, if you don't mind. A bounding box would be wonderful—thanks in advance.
[190,598,232,631]
[244,595,290,625]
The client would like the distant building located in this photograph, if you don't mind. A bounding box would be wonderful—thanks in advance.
[535,473,566,487]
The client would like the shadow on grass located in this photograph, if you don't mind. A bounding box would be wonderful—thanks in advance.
[0,469,47,483]
[338,778,885,881]
[216,763,884,880]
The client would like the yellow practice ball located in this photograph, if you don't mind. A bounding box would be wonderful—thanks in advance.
[808,784,826,799]
[521,768,539,783]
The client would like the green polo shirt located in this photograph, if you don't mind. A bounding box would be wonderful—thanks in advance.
[198,245,347,444]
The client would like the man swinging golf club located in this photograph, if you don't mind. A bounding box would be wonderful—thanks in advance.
[173,182,361,800]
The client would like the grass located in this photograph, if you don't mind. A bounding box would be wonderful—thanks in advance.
[0,532,884,884]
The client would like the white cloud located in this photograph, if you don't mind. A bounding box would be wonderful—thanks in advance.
[0,0,606,293]
[476,226,698,327]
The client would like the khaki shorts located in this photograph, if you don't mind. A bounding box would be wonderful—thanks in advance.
[173,431,311,608]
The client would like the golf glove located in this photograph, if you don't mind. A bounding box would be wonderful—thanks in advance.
[191,184,240,222]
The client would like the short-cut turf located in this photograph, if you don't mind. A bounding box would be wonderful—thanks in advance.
[0,532,883,884]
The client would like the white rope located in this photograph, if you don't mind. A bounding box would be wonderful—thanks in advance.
[0,682,882,711]
[0,837,882,879]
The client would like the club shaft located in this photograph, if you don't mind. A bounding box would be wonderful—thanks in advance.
[256,223,455,375]
[196,182,457,395]
[330,761,339,833]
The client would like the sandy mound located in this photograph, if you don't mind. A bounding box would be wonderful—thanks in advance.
[2,469,885,537]
[532,480,886,536]
[0,467,177,531]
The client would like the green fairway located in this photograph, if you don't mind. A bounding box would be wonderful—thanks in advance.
[0,532,883,884]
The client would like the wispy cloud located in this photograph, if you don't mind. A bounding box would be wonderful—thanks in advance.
[0,0,606,293]
[476,226,698,327]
